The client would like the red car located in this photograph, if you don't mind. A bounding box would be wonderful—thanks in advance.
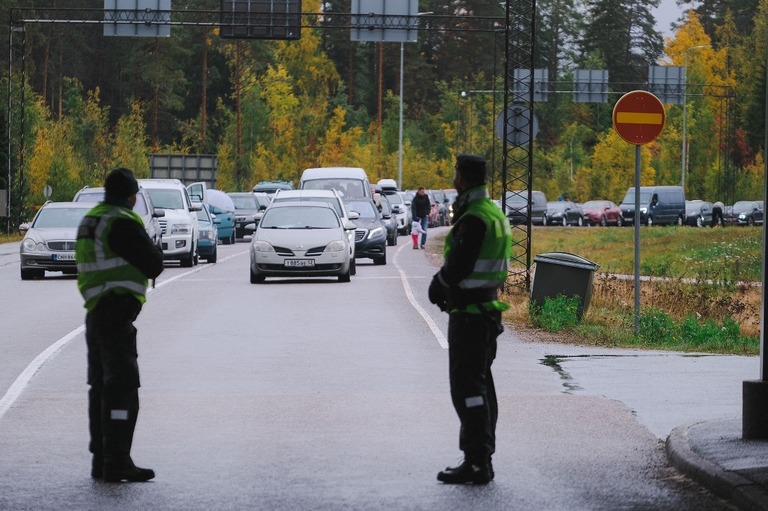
[581,200,624,226]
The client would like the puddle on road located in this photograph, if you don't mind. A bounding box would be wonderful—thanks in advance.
[540,353,721,393]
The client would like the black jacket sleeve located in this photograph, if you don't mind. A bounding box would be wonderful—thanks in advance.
[108,218,165,280]
[438,214,486,286]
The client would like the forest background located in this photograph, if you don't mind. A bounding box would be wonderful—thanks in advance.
[2,0,768,224]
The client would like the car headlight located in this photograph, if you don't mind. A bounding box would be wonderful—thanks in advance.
[367,227,384,239]
[171,223,192,234]
[22,238,43,252]
[738,213,746,219]
[325,240,346,252]
[254,240,274,252]
[640,208,647,214]
[200,229,216,240]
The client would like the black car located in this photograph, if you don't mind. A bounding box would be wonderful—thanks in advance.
[544,201,583,226]
[378,195,398,246]
[684,200,713,227]
[344,198,387,265]
[732,200,764,226]
[228,192,269,239]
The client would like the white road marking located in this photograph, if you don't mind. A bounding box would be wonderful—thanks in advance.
[393,243,448,349]
[0,251,247,420]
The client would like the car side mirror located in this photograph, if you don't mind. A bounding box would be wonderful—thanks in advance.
[244,222,256,232]
[19,223,29,232]
[382,212,391,219]
[343,220,357,231]
[153,208,165,218]
[348,211,360,220]
[391,204,402,213]
[190,202,203,212]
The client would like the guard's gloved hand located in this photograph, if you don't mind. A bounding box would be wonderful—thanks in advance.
[429,274,448,312]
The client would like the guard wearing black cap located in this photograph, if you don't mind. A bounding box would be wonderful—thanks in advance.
[75,168,164,482]
[429,154,512,484]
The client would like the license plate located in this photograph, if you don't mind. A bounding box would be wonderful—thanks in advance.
[284,259,314,268]
[52,253,76,261]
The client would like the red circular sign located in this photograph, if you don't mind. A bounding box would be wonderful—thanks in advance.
[612,91,666,145]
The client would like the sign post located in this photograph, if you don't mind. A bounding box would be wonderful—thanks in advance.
[612,90,666,335]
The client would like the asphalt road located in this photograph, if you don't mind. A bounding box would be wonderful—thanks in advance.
[0,232,746,510]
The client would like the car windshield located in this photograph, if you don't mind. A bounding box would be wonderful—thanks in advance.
[344,200,376,219]
[621,190,652,204]
[196,206,212,222]
[380,198,391,215]
[548,202,567,212]
[582,201,607,209]
[732,202,756,214]
[230,195,259,209]
[387,193,403,205]
[260,206,339,229]
[75,191,103,203]
[504,192,530,204]
[146,189,184,209]
[273,196,343,217]
[303,179,364,198]
[33,207,88,228]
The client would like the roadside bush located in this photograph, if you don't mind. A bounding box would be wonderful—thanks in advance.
[529,294,580,331]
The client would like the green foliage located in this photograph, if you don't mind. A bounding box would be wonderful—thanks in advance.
[636,307,757,353]
[529,294,581,331]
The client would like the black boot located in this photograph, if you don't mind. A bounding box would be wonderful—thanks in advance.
[437,459,491,485]
[103,457,155,482]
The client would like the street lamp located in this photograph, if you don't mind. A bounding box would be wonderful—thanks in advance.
[681,45,710,193]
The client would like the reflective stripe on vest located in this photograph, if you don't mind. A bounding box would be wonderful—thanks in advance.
[76,203,148,311]
[445,185,512,313]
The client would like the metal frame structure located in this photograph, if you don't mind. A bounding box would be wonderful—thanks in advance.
[6,3,537,288]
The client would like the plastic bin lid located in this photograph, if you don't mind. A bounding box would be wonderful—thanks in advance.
[533,251,600,271]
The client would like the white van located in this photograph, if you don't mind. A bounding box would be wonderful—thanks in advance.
[299,167,372,200]
[138,179,201,267]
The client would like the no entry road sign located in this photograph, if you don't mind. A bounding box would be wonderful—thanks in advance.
[612,91,666,145]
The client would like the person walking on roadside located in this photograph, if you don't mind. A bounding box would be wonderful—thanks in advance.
[411,217,427,249]
[428,154,512,485]
[411,187,431,248]
[76,167,164,482]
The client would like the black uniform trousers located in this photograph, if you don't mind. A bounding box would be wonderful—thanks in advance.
[447,310,502,463]
[85,293,142,465]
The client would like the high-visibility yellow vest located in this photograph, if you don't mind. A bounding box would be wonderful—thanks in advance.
[76,203,149,311]
[444,185,512,314]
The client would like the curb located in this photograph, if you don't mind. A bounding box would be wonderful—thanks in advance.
[666,421,768,511]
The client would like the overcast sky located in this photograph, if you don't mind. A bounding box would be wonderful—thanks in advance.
[653,0,685,39]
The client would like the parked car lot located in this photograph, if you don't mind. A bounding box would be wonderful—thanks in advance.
[581,199,623,226]
[19,201,92,280]
[73,185,165,250]
[544,201,583,226]
[344,198,388,265]
[249,201,353,283]
[684,200,714,227]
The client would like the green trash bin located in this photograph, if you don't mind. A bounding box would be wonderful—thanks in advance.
[531,252,600,319]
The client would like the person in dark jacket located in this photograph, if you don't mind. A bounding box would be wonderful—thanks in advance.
[410,187,432,248]
[76,167,164,482]
[429,155,512,485]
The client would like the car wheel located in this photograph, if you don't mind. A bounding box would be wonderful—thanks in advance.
[374,251,387,265]
[250,268,265,283]
[208,247,218,263]
[696,215,704,228]
[193,245,199,265]
[180,246,195,267]
[600,216,607,227]
[646,216,654,227]
[20,268,44,280]
[387,231,395,246]
[748,216,755,226]
[577,217,583,227]
[617,216,623,227]
[350,258,357,276]
[338,265,351,282]
[561,217,567,227]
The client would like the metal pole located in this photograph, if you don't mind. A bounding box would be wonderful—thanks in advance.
[761,44,768,382]
[397,41,404,190]
[634,144,641,336]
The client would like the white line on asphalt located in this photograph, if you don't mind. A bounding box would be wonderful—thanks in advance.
[0,250,247,420]
[393,243,448,349]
